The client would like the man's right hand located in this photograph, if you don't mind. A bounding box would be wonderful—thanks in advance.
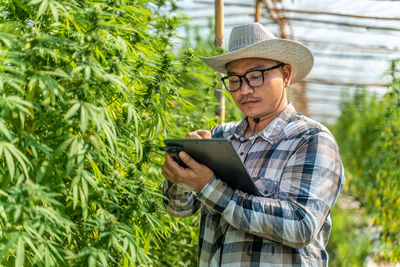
[186,130,212,139]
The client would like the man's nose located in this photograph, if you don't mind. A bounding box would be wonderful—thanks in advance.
[238,77,255,94]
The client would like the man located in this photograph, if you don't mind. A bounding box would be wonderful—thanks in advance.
[162,22,345,266]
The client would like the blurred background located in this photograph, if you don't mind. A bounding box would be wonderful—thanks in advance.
[174,0,400,124]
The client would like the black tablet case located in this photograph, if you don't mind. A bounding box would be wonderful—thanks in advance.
[164,138,262,196]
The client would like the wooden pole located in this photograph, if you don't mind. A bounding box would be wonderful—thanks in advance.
[288,82,310,116]
[263,0,290,39]
[214,0,225,122]
[255,0,262,22]
[215,0,224,48]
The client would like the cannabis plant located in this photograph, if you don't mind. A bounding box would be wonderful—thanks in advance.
[0,0,195,265]
[333,59,400,264]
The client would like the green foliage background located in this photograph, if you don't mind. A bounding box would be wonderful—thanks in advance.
[0,0,221,265]
[330,60,400,265]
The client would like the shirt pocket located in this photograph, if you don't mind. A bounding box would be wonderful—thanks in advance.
[254,177,278,198]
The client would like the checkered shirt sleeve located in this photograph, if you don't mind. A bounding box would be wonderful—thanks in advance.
[163,180,200,218]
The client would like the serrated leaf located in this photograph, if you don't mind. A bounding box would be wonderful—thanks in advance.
[84,66,91,80]
[80,105,88,133]
[37,0,48,18]
[102,124,115,152]
[24,236,42,261]
[14,206,22,222]
[64,102,80,120]
[4,148,14,179]
[19,111,25,129]
[130,243,136,265]
[81,176,88,199]
[73,184,78,209]
[0,119,12,140]
[5,143,31,179]
[54,136,74,157]
[89,161,103,182]
[29,0,44,5]
[36,160,48,183]
[0,234,18,259]
[88,255,95,267]
[7,96,33,109]
[49,1,59,21]
[99,252,107,266]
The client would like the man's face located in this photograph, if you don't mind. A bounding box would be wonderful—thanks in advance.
[225,58,291,119]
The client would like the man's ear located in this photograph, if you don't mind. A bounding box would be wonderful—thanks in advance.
[282,64,292,88]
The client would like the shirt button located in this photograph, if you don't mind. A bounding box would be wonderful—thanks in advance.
[240,152,244,156]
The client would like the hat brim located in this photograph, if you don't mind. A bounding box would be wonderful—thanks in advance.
[199,38,314,84]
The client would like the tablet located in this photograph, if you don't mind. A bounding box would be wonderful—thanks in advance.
[163,138,261,196]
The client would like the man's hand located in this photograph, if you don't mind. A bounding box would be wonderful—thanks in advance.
[162,151,214,193]
[162,129,213,192]
[186,130,212,139]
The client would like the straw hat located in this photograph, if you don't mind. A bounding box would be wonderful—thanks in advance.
[199,23,314,84]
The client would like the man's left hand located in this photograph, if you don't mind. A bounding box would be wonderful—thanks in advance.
[162,151,214,193]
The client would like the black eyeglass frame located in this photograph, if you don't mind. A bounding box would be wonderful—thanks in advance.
[221,62,285,92]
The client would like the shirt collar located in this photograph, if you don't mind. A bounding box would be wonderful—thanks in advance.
[229,103,296,143]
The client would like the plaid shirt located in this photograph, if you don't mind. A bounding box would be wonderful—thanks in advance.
[163,104,345,266]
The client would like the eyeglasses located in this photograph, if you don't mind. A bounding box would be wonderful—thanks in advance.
[221,63,285,92]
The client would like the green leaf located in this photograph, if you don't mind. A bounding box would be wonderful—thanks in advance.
[84,66,91,80]
[16,236,25,267]
[72,184,78,209]
[89,161,103,182]
[19,111,25,129]
[14,206,22,222]
[54,136,75,157]
[99,252,107,266]
[0,119,13,140]
[88,255,96,267]
[37,0,49,18]
[24,236,42,262]
[67,138,79,175]
[64,102,81,120]
[6,96,33,114]
[81,176,88,199]
[0,234,18,260]
[29,0,44,5]
[4,147,15,179]
[36,160,48,183]
[5,142,31,179]
[80,105,88,133]
[49,1,59,21]
[101,123,115,152]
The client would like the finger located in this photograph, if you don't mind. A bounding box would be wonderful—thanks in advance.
[178,151,200,170]
[186,132,202,139]
[165,153,178,167]
[165,152,173,162]
[162,164,175,180]
[165,153,186,174]
[163,158,183,178]
[195,130,212,139]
